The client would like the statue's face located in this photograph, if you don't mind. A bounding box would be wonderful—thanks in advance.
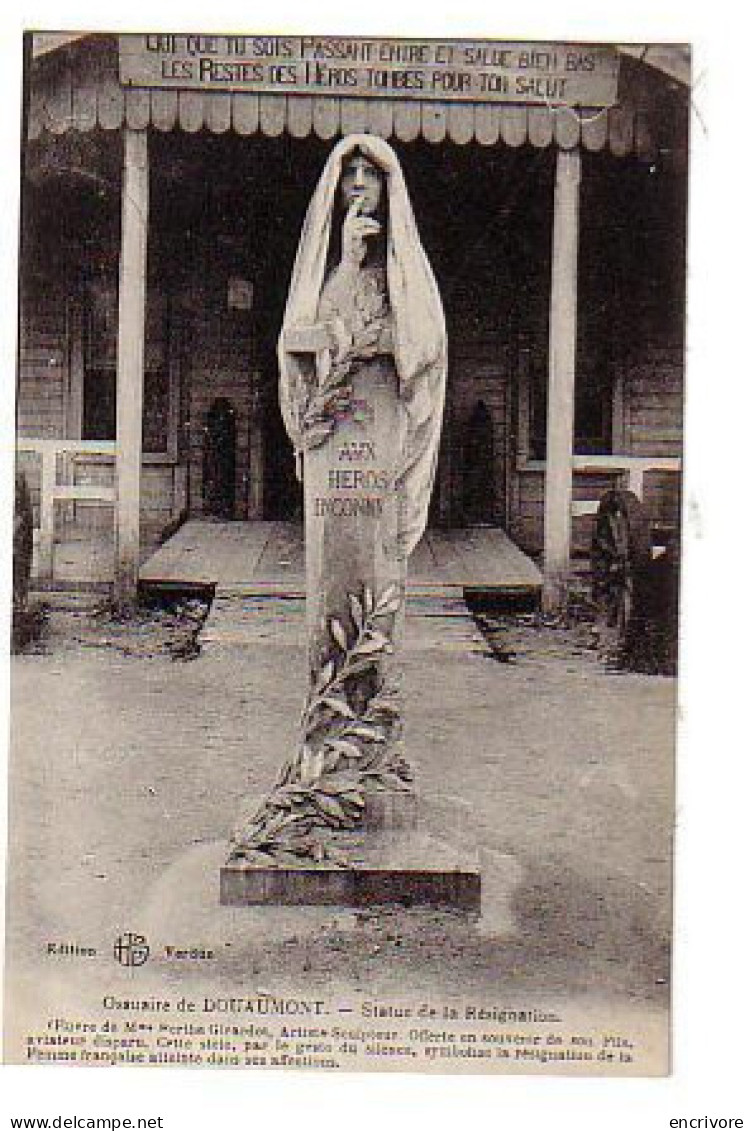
[340,153,384,217]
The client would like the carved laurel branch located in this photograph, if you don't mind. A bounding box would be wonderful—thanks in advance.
[299,329,383,451]
[230,583,410,867]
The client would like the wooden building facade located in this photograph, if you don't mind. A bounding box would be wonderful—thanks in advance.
[16,34,688,607]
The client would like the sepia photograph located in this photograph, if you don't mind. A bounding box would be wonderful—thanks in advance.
[4,28,691,1078]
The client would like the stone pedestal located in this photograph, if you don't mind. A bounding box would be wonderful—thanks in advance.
[220,843,481,911]
[221,793,480,911]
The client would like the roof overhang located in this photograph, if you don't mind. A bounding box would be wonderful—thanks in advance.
[27,33,689,157]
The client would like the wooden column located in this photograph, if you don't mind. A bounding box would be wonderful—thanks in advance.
[114,128,149,611]
[543,146,581,611]
[37,446,56,582]
[66,299,84,441]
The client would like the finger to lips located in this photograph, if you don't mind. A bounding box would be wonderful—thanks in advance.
[358,218,381,238]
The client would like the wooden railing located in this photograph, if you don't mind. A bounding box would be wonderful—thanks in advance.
[518,454,682,514]
[567,455,682,517]
[16,438,116,581]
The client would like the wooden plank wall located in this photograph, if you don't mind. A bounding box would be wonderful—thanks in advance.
[509,469,544,555]
[185,305,256,521]
[16,283,69,521]
[440,337,512,527]
[508,469,624,557]
[622,340,684,535]
[622,342,684,458]
[509,338,684,558]
[17,283,68,443]
[16,279,185,539]
[61,461,177,538]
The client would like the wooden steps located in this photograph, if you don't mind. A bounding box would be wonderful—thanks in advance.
[201,588,488,654]
[140,520,539,656]
[140,520,543,596]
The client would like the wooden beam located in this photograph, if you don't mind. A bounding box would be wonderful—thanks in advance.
[543,147,581,611]
[515,350,531,467]
[611,369,625,453]
[114,127,149,611]
[66,297,85,441]
[17,439,116,456]
[63,297,85,527]
[37,445,56,582]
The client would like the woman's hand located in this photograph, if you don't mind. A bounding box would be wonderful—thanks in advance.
[341,197,381,268]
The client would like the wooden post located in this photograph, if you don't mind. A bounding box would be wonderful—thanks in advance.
[66,299,85,441]
[61,299,85,527]
[627,465,644,500]
[114,128,149,611]
[37,446,56,582]
[543,147,581,611]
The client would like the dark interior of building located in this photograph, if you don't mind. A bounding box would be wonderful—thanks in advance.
[20,121,686,524]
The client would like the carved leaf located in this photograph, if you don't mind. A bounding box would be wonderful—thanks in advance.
[277,845,322,867]
[302,713,341,746]
[336,790,366,811]
[311,791,348,827]
[228,844,272,865]
[300,748,325,785]
[265,792,294,812]
[342,656,382,678]
[278,820,319,844]
[319,695,357,719]
[314,772,363,795]
[322,747,342,773]
[323,383,353,406]
[324,844,354,868]
[354,632,389,657]
[342,722,386,743]
[325,737,362,761]
[362,769,412,791]
[348,593,364,632]
[316,659,336,691]
[366,683,401,711]
[303,422,335,449]
[276,780,312,799]
[353,747,380,771]
[330,617,348,652]
[376,584,401,613]
[340,791,364,809]
[364,700,400,721]
[258,809,290,836]
[302,399,325,421]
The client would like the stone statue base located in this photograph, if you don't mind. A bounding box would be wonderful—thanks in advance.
[220,792,481,912]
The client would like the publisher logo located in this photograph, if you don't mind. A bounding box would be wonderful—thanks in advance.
[113,932,150,967]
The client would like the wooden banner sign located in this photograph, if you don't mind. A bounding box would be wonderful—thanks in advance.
[118,34,620,106]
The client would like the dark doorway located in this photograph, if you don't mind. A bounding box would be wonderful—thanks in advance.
[203,398,236,519]
[263,383,302,520]
[462,400,496,526]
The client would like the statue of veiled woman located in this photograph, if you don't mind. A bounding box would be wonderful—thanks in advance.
[279,133,447,555]
[230,135,446,868]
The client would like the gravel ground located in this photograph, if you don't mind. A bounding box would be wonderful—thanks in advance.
[4,598,676,1070]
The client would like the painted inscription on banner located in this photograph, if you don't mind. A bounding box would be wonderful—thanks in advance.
[118,35,620,106]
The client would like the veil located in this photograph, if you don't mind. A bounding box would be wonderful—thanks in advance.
[278,133,447,556]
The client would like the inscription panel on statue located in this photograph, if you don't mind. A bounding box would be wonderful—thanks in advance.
[314,441,391,521]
